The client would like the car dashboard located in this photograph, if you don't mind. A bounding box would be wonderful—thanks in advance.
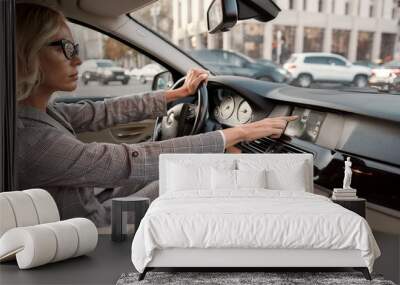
[207,77,400,214]
[211,89,264,126]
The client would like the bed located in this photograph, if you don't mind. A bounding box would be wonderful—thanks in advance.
[131,154,380,280]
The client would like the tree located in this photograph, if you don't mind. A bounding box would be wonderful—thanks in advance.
[103,37,130,60]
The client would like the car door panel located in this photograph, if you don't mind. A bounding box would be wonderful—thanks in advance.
[54,95,156,144]
[303,57,330,81]
[306,63,325,80]
[77,119,155,144]
[315,58,331,81]
[332,66,350,82]
[327,57,351,82]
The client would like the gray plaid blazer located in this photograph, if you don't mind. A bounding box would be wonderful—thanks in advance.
[17,91,224,226]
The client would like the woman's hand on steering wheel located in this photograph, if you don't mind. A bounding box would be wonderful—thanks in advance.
[155,68,210,141]
[164,68,209,103]
[182,68,209,96]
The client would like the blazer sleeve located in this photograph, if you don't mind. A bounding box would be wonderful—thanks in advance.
[51,90,167,133]
[17,127,225,189]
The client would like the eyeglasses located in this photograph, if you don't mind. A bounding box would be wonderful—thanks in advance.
[48,39,79,60]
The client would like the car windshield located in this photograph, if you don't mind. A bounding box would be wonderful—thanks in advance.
[130,0,400,95]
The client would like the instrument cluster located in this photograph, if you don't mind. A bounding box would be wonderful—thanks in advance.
[213,89,253,126]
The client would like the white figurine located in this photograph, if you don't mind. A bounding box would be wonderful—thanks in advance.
[343,157,353,189]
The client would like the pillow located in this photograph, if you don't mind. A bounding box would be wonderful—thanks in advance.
[236,169,267,189]
[266,162,307,191]
[211,169,268,191]
[211,168,237,190]
[166,159,237,193]
[237,158,310,192]
[167,162,212,191]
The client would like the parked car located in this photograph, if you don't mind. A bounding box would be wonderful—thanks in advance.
[189,49,291,83]
[369,60,400,91]
[353,60,380,69]
[255,58,277,66]
[79,59,130,85]
[389,76,400,93]
[256,58,292,80]
[283,53,371,88]
[129,63,165,84]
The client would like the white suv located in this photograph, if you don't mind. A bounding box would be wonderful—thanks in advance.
[284,53,371,88]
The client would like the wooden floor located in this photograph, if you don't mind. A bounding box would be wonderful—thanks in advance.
[0,235,133,285]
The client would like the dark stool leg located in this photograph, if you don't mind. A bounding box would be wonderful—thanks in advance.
[112,201,123,242]
[138,268,148,281]
[354,267,372,280]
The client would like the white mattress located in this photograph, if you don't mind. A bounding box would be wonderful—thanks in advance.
[131,190,380,273]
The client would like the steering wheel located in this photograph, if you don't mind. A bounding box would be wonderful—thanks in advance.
[153,76,209,141]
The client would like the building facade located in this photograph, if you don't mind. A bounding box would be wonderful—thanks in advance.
[172,0,400,63]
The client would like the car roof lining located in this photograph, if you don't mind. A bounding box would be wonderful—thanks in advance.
[19,0,159,17]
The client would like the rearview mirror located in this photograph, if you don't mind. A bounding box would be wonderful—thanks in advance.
[207,0,238,34]
[207,0,281,34]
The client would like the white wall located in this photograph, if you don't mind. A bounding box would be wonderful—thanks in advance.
[305,0,320,12]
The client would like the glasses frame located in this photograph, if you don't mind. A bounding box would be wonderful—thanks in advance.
[48,39,79,60]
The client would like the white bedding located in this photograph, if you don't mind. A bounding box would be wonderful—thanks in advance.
[131,190,380,273]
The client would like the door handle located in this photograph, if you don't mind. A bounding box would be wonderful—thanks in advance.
[115,131,143,139]
[352,168,373,176]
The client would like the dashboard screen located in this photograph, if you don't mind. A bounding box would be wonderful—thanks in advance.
[284,107,326,142]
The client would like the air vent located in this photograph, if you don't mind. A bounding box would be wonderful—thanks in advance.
[276,144,304,154]
[239,143,264,153]
[239,137,306,154]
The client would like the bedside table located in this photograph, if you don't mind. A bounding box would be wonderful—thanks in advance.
[332,198,366,218]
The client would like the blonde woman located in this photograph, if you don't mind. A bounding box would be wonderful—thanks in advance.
[16,3,297,226]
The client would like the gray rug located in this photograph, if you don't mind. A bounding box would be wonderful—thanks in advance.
[116,272,396,285]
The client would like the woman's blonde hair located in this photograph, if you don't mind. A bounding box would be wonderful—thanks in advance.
[16,3,65,101]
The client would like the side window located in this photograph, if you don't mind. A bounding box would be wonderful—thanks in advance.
[217,51,231,65]
[304,56,315,64]
[54,22,166,100]
[200,51,218,63]
[220,51,231,65]
[227,53,246,67]
[328,57,346,66]
[304,56,329,65]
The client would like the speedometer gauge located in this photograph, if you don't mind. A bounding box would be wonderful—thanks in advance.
[220,96,235,120]
[237,100,252,123]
